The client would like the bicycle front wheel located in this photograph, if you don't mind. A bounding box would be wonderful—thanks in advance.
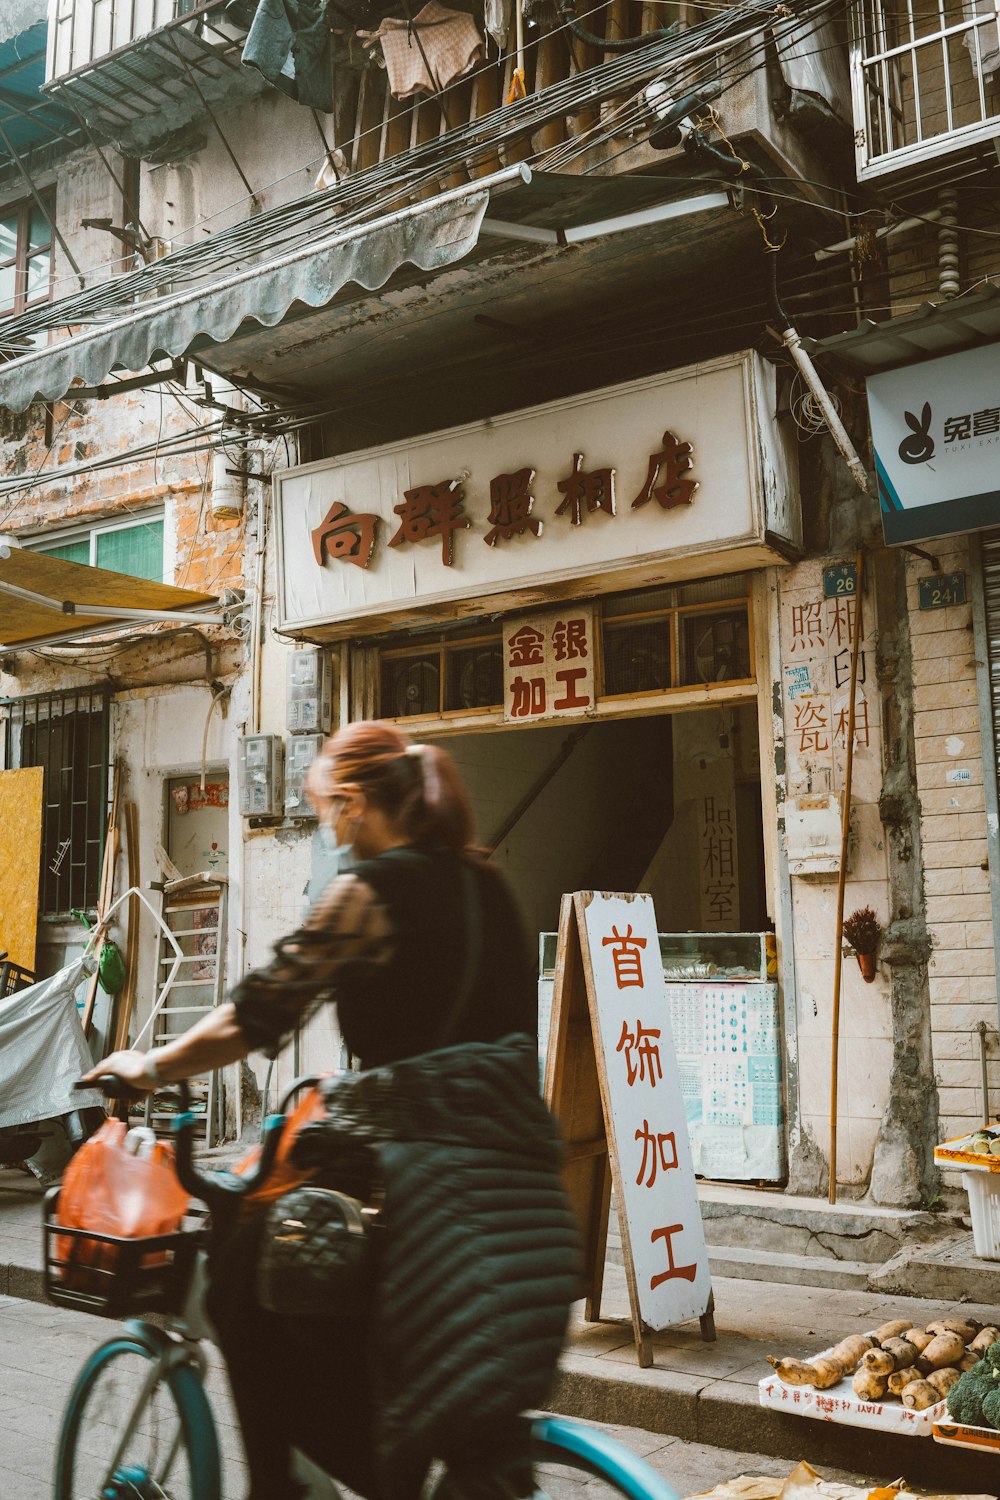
[55,1327,220,1500]
[530,1416,681,1500]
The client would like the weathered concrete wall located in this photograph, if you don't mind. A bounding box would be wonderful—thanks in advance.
[778,551,893,1189]
[139,88,329,248]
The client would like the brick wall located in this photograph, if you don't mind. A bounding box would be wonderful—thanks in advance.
[907,536,998,1156]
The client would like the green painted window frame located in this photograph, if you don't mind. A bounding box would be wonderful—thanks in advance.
[29,513,166,583]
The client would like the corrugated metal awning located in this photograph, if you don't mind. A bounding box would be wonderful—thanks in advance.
[812,283,1000,375]
[0,545,223,647]
[0,166,733,413]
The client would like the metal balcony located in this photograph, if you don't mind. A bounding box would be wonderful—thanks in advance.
[851,0,1000,183]
[42,0,260,148]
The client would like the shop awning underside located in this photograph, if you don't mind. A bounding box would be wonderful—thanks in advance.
[0,548,220,648]
[812,283,1000,375]
[0,165,742,414]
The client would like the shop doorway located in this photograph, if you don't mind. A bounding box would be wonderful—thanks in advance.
[438,703,766,957]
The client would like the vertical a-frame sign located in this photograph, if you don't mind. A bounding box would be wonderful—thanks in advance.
[544,891,714,1368]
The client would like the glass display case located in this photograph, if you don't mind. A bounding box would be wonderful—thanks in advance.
[658,931,774,983]
[538,929,784,1182]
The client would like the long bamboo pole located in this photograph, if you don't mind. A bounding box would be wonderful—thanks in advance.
[82,763,120,1037]
[829,549,865,1204]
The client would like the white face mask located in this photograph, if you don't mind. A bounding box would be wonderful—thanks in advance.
[319,817,355,875]
[306,808,356,908]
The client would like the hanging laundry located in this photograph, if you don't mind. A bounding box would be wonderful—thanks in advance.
[484,0,512,49]
[240,0,335,112]
[360,1,485,101]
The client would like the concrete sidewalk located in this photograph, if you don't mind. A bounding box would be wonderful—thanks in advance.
[4,1166,1000,1494]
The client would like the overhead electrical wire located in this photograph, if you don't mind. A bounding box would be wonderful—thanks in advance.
[0,0,842,341]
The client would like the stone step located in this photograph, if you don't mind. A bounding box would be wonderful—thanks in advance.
[706,1244,872,1291]
[697,1182,961,1266]
[868,1228,1000,1303]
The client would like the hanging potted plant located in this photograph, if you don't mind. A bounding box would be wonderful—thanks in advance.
[843,907,882,983]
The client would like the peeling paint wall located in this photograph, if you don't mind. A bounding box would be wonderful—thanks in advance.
[777,554,893,1189]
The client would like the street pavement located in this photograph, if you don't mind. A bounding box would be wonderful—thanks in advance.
[0,1291,872,1500]
[3,1164,1000,1496]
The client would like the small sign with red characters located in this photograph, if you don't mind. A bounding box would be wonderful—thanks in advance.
[578,892,712,1334]
[502,607,595,724]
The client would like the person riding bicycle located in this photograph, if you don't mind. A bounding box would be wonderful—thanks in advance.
[83,721,579,1500]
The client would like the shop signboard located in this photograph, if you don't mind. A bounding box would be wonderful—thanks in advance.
[501,606,595,723]
[563,891,713,1354]
[868,344,1000,545]
[274,353,799,640]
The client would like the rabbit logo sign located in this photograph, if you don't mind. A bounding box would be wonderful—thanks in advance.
[898,402,935,465]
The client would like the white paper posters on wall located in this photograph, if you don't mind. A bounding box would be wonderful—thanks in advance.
[577,891,712,1332]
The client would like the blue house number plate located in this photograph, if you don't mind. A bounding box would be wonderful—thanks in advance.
[918,573,966,610]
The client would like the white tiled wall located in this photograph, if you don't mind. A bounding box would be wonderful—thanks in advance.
[908,537,999,1156]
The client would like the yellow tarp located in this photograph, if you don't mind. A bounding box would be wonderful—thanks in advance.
[0,766,43,969]
[0,548,216,648]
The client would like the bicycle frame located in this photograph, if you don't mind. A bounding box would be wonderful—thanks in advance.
[52,1076,682,1500]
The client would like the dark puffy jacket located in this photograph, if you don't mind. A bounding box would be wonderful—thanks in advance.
[318,1033,581,1485]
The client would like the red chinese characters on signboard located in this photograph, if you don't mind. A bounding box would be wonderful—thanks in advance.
[631,431,699,511]
[502,608,595,723]
[634,1122,678,1187]
[607,961,700,1290]
[554,453,616,526]
[585,892,710,1327]
[603,925,646,989]
[389,480,470,566]
[783,591,874,776]
[616,1019,661,1085]
[311,501,379,569]
[310,428,698,573]
[484,469,542,546]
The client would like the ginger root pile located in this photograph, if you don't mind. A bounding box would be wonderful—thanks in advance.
[767,1317,1000,1410]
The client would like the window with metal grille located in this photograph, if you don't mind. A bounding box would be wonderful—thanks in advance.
[852,0,1000,178]
[2,688,110,915]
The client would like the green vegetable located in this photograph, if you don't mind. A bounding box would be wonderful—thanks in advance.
[947,1343,1000,1428]
[982,1387,1000,1430]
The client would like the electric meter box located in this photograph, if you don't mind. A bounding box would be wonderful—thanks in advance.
[284,734,324,817]
[783,792,845,876]
[237,734,284,817]
[286,649,333,735]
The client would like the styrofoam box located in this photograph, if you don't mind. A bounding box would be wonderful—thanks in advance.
[758,1339,945,1437]
[962,1171,1000,1262]
[933,1418,1000,1454]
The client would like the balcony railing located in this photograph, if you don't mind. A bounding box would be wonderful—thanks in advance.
[43,0,251,143]
[851,0,1000,180]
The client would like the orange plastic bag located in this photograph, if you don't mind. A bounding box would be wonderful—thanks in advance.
[234,1082,327,1211]
[55,1120,191,1287]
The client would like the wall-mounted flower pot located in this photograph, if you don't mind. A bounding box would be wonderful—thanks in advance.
[856,950,877,983]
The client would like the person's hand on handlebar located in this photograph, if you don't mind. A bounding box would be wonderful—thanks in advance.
[80,1049,159,1095]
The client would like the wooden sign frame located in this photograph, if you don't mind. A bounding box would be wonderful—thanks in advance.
[544,890,716,1368]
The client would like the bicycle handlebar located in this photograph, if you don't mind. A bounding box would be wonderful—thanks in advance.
[76,1073,289,1211]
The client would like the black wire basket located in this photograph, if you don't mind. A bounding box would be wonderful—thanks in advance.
[0,957,35,998]
[43,1188,200,1318]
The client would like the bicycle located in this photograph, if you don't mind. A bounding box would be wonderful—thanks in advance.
[44,1075,682,1500]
